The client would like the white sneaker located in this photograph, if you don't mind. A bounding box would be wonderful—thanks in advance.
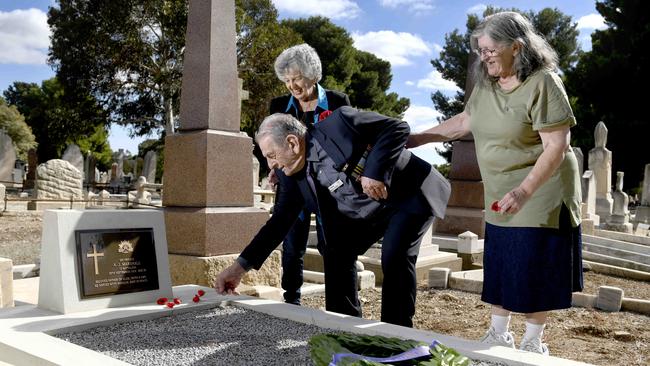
[480,327,515,348]
[519,337,550,355]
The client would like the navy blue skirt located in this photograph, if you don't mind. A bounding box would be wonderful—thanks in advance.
[481,205,583,313]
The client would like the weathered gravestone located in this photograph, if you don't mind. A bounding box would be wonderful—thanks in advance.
[588,121,613,223]
[62,143,84,176]
[142,150,157,184]
[28,159,84,210]
[38,209,172,313]
[0,256,13,308]
[24,148,38,189]
[606,171,633,233]
[581,170,600,234]
[633,163,650,227]
[0,129,16,186]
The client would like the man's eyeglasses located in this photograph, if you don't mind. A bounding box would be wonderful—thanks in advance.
[474,47,499,57]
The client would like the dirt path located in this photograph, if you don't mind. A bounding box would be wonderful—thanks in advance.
[303,274,650,366]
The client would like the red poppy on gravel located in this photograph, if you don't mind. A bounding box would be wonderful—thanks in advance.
[193,295,200,303]
[491,201,500,212]
[318,110,332,122]
[173,298,181,305]
[156,297,168,305]
[197,290,206,297]
[166,302,175,308]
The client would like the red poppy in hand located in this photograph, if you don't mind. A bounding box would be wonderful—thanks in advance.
[156,297,168,305]
[193,295,200,303]
[490,201,500,212]
[318,110,332,122]
[166,302,175,308]
[173,298,181,305]
[197,290,206,297]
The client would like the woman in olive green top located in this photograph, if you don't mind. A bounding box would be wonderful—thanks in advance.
[408,12,582,356]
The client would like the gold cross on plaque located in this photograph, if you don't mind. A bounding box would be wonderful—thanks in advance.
[87,244,105,275]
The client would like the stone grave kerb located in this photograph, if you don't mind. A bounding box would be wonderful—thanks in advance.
[163,0,276,287]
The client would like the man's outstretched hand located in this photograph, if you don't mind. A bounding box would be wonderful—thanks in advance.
[214,261,247,295]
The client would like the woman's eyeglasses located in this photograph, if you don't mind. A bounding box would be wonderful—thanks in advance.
[474,47,499,57]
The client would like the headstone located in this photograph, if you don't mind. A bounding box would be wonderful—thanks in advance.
[588,122,613,223]
[0,129,17,185]
[114,149,126,180]
[428,267,451,289]
[573,147,584,176]
[0,183,5,205]
[606,171,633,233]
[84,152,96,186]
[28,159,84,210]
[24,148,38,189]
[635,223,649,236]
[142,150,157,184]
[97,189,110,206]
[581,170,600,234]
[252,156,260,188]
[0,257,13,308]
[163,0,271,286]
[62,143,84,176]
[633,164,650,227]
[38,209,172,313]
[128,176,152,207]
[13,160,26,184]
[132,158,141,179]
[642,164,650,206]
[109,162,119,189]
[595,285,624,312]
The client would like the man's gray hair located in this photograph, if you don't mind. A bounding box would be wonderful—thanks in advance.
[470,11,559,86]
[255,113,307,146]
[274,43,322,83]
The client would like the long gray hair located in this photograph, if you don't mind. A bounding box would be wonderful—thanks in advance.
[470,11,558,86]
[274,43,322,83]
[255,113,307,146]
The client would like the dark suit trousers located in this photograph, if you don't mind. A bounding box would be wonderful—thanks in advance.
[321,207,433,328]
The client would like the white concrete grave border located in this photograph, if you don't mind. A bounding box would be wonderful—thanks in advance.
[38,209,173,314]
[0,285,593,366]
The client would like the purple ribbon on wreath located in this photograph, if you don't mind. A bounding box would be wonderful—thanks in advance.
[328,340,440,365]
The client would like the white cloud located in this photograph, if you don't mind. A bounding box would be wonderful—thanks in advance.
[352,30,431,67]
[576,13,607,30]
[272,0,361,20]
[403,105,442,131]
[379,0,434,14]
[467,4,487,15]
[405,81,415,86]
[0,8,50,65]
[416,70,461,93]
[402,104,446,165]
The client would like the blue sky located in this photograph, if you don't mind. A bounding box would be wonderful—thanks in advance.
[0,0,606,163]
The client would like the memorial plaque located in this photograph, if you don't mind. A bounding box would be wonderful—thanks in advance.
[75,228,159,298]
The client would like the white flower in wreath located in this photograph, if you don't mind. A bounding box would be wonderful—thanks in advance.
[118,240,134,254]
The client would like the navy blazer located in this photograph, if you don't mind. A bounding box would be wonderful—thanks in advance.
[240,107,451,270]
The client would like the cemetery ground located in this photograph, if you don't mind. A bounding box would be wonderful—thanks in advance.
[1,212,649,365]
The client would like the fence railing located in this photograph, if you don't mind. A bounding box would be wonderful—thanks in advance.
[2,195,163,213]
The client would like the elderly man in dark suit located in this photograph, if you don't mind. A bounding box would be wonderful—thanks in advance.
[215,107,450,327]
